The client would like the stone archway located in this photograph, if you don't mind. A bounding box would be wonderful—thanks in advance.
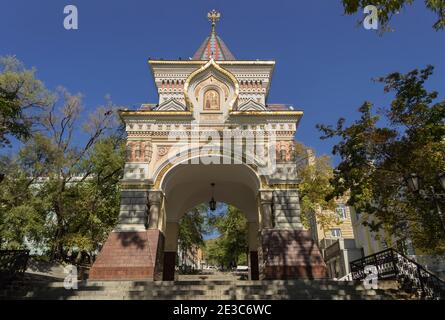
[159,159,262,281]
[90,148,328,281]
[88,19,329,281]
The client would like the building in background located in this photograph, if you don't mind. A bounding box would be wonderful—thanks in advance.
[308,199,363,279]
[349,209,410,257]
[177,245,205,272]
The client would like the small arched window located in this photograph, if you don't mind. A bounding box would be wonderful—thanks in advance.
[204,89,220,110]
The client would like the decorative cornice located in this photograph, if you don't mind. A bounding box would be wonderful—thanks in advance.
[119,110,193,117]
[149,60,276,66]
[229,110,303,117]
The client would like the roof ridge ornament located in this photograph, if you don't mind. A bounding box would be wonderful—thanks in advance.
[192,10,235,61]
[208,9,221,33]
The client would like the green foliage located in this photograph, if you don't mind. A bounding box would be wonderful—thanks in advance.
[317,65,445,254]
[178,205,207,266]
[0,133,125,261]
[205,238,226,268]
[0,56,125,263]
[205,206,248,269]
[0,156,47,250]
[0,56,53,147]
[341,0,445,32]
[294,143,338,230]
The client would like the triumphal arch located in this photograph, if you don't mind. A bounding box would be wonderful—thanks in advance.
[90,11,326,281]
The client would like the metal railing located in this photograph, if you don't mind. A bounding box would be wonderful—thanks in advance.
[350,248,445,299]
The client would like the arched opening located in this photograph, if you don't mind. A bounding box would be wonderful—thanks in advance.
[160,161,261,281]
[175,203,251,281]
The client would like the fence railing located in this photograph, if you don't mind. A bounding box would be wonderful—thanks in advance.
[350,248,445,300]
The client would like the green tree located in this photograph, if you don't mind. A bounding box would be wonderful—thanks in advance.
[0,156,46,250]
[178,205,207,267]
[61,134,125,264]
[205,238,226,268]
[317,65,445,254]
[206,206,248,269]
[341,0,445,32]
[0,87,124,262]
[294,142,338,231]
[0,56,53,147]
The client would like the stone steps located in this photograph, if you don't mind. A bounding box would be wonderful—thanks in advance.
[1,279,413,300]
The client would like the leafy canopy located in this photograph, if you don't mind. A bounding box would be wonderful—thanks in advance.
[0,56,53,147]
[317,65,445,254]
[341,0,445,32]
[0,56,126,264]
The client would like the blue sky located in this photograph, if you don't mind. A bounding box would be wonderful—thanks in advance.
[1,0,444,160]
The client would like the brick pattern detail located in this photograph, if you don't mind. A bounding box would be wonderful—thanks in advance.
[261,229,328,280]
[89,230,163,280]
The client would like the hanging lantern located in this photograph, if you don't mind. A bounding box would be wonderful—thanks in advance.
[209,183,216,211]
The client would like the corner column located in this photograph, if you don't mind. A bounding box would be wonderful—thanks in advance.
[259,190,274,229]
[148,191,163,230]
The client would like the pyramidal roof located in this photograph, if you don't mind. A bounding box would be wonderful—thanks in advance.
[192,10,235,61]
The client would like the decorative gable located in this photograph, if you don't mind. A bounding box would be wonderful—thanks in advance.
[184,59,239,115]
[156,98,186,111]
[237,99,268,111]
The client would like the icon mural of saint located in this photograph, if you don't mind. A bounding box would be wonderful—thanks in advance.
[204,89,220,110]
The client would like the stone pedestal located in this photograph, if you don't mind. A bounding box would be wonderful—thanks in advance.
[260,229,327,280]
[89,230,164,280]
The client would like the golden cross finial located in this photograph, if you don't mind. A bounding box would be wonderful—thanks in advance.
[208,9,221,32]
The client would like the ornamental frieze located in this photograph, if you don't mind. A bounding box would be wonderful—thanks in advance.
[276,141,296,162]
[125,140,153,163]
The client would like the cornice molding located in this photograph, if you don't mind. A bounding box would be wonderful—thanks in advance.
[229,110,303,117]
[149,60,276,66]
[119,110,193,117]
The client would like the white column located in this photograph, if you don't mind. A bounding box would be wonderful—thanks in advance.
[259,190,274,229]
[148,191,163,230]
